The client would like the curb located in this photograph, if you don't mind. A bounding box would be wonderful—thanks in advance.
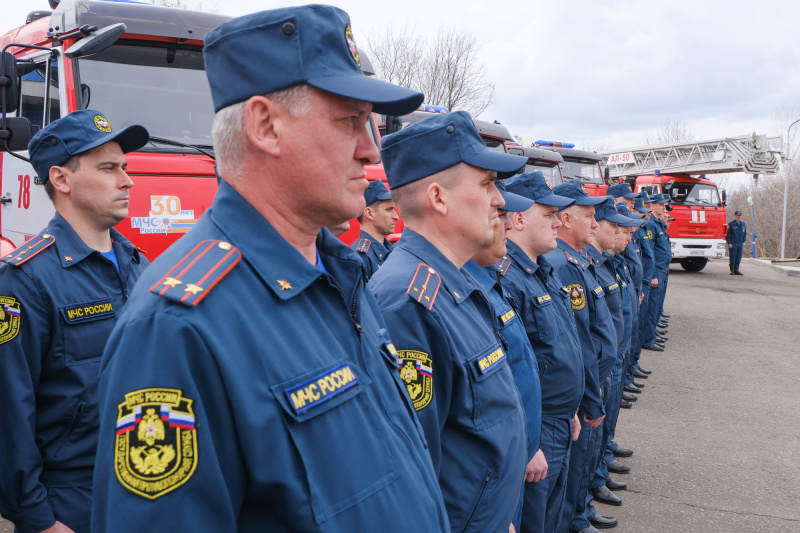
[749,258,800,277]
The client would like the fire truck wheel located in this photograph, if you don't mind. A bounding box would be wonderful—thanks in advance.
[680,257,708,272]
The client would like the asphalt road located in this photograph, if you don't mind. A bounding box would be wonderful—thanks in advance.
[2,258,799,533]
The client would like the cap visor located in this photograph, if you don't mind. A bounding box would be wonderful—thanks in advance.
[619,191,637,199]
[499,190,534,212]
[464,150,527,179]
[538,193,575,208]
[602,212,632,224]
[75,124,150,157]
[576,195,608,206]
[634,206,651,213]
[310,74,424,116]
[620,219,644,227]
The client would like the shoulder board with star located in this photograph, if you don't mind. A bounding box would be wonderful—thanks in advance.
[150,240,241,306]
[354,238,371,253]
[406,263,441,311]
[564,250,581,268]
[497,256,512,276]
[0,234,55,267]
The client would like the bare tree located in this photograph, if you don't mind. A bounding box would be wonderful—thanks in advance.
[579,138,612,153]
[363,24,495,117]
[364,25,424,91]
[642,119,695,145]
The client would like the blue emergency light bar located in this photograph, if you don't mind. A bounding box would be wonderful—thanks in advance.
[654,170,661,175]
[535,140,575,148]
[420,105,449,114]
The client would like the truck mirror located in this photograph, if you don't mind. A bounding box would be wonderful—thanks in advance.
[384,116,402,136]
[721,189,727,206]
[603,166,610,185]
[664,179,675,191]
[0,117,33,152]
[0,52,19,113]
[65,23,127,59]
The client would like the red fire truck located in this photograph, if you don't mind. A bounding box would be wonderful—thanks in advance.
[0,0,388,257]
[602,134,782,271]
[534,140,610,196]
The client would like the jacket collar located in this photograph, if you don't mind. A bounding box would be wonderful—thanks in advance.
[506,239,540,276]
[47,212,141,269]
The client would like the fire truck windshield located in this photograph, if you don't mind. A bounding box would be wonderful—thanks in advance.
[667,182,721,206]
[560,158,603,185]
[75,41,214,148]
[523,161,563,187]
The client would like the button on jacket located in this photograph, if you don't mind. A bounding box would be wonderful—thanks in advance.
[502,240,584,419]
[92,182,448,533]
[0,214,147,533]
[370,229,526,533]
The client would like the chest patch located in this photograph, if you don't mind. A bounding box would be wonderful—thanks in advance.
[114,388,198,500]
[499,308,516,325]
[396,350,433,411]
[536,293,552,305]
[285,362,360,415]
[474,345,507,375]
[62,300,115,324]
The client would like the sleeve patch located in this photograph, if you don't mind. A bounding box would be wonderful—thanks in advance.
[406,263,441,311]
[0,296,22,344]
[396,350,433,411]
[114,388,198,500]
[0,234,55,266]
[567,283,586,310]
[150,240,241,306]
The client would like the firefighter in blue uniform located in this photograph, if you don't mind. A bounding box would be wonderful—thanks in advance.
[500,172,583,533]
[625,196,651,382]
[463,181,546,532]
[641,194,671,352]
[91,7,450,532]
[726,210,746,275]
[351,179,398,279]
[543,181,617,533]
[0,110,150,533]
[370,110,528,533]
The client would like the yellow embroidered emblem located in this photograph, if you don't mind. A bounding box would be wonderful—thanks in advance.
[567,283,586,311]
[94,115,112,133]
[65,256,72,262]
[344,24,360,66]
[114,388,198,500]
[396,350,433,411]
[0,297,22,345]
[277,280,292,290]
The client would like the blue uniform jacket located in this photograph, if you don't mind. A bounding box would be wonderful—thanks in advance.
[544,240,615,420]
[624,235,643,296]
[92,182,449,533]
[463,259,542,459]
[585,246,624,356]
[613,254,635,353]
[369,229,526,533]
[351,229,393,280]
[637,221,656,283]
[501,241,584,419]
[726,220,747,244]
[652,218,671,273]
[0,214,147,533]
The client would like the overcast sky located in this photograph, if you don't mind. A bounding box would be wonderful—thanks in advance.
[4,0,800,155]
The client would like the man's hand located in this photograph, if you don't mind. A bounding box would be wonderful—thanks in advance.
[509,523,516,533]
[40,522,75,533]
[584,414,605,428]
[639,293,644,305]
[728,243,732,249]
[650,278,658,288]
[572,414,581,440]
[525,449,549,483]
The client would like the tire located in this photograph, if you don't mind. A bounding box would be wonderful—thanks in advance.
[680,257,708,272]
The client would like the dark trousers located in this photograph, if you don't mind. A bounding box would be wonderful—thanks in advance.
[15,485,92,533]
[730,243,743,266]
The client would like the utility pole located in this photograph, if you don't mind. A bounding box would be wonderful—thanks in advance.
[781,118,800,259]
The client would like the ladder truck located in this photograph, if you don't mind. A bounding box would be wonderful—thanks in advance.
[601,134,782,272]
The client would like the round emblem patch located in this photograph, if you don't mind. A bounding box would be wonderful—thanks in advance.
[0,297,22,345]
[580,183,587,193]
[396,350,433,411]
[567,283,586,311]
[94,115,112,133]
[114,388,198,500]
[345,24,360,67]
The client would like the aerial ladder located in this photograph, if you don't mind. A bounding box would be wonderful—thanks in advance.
[599,134,782,271]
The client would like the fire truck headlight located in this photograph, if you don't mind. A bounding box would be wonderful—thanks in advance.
[671,242,675,248]
[717,242,726,249]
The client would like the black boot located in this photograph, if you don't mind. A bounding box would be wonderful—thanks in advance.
[735,263,743,275]
[730,264,735,275]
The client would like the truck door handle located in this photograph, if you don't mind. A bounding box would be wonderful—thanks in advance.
[0,196,11,204]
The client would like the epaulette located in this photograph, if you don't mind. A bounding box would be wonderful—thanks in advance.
[564,250,581,268]
[497,255,512,276]
[150,240,241,306]
[354,238,371,253]
[406,263,441,311]
[0,234,55,266]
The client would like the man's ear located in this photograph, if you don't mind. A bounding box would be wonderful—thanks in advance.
[426,182,448,216]
[245,95,284,158]
[559,210,572,229]
[510,211,525,231]
[363,205,376,222]
[49,166,71,195]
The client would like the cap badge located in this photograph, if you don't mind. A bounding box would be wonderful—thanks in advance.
[345,24,360,66]
[94,115,112,133]
[580,183,587,193]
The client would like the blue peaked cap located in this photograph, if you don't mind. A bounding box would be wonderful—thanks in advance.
[495,180,534,212]
[551,180,608,209]
[594,196,632,224]
[27,109,149,183]
[607,183,637,199]
[380,111,526,189]
[504,171,574,208]
[632,197,651,213]
[203,5,423,115]
[364,179,392,205]
[614,201,645,226]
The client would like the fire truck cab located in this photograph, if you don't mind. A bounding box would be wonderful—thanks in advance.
[534,140,609,195]
[506,145,566,187]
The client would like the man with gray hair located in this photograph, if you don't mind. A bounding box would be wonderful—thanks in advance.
[92,5,449,532]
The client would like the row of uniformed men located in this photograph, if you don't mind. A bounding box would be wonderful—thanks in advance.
[352,158,676,533]
[0,4,675,533]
